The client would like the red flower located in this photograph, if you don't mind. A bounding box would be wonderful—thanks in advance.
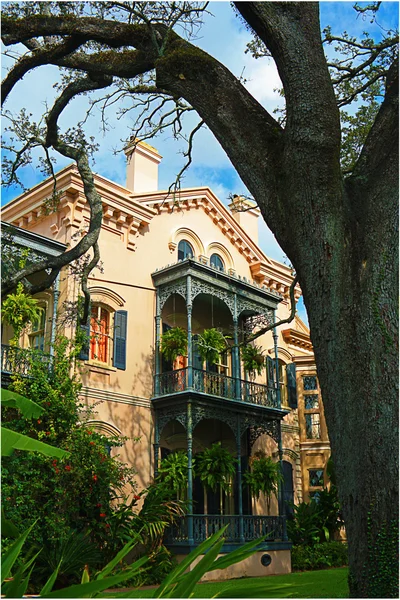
[99,513,106,517]
[133,495,141,501]
[65,465,71,471]
[45,402,51,406]
[105,524,110,529]
[45,432,51,436]
[96,503,102,508]
[37,419,41,424]
[87,430,93,435]
[89,441,95,446]
[55,468,60,474]
[92,474,98,482]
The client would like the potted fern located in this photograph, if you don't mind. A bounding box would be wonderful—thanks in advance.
[243,451,282,515]
[241,344,265,378]
[160,327,188,363]
[156,451,191,502]
[197,328,227,366]
[196,442,237,515]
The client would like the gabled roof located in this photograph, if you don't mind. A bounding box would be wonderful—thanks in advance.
[1,164,300,298]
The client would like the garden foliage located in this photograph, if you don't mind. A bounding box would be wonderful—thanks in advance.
[291,541,348,571]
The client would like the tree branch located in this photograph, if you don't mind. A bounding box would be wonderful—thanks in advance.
[244,275,299,345]
[2,73,113,298]
[1,36,85,106]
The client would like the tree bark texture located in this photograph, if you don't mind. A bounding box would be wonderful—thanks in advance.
[2,2,398,595]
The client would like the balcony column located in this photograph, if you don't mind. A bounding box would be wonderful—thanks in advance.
[153,416,160,479]
[277,420,288,540]
[272,311,281,409]
[186,275,193,389]
[155,290,161,396]
[233,295,241,400]
[237,415,245,543]
[187,401,194,545]
[49,273,61,357]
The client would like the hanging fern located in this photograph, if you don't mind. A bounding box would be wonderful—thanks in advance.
[196,442,237,493]
[157,451,191,501]
[160,327,188,363]
[197,328,227,365]
[241,344,266,376]
[1,282,43,344]
[243,451,282,513]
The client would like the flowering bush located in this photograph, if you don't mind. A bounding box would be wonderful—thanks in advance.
[2,336,138,571]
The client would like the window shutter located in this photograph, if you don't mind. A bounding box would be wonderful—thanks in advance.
[113,310,127,370]
[286,362,297,408]
[78,324,90,361]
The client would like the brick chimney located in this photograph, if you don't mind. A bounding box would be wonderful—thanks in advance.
[124,139,162,193]
[228,195,260,245]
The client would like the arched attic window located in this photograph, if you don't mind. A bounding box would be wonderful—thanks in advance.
[178,240,194,261]
[210,253,225,271]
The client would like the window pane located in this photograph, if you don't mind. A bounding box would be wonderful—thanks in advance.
[178,240,194,261]
[303,375,318,390]
[210,254,224,270]
[309,490,321,503]
[304,394,319,409]
[90,306,109,362]
[305,414,321,439]
[309,469,324,487]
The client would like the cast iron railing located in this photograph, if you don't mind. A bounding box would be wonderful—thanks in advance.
[1,344,52,378]
[165,514,286,545]
[155,367,279,408]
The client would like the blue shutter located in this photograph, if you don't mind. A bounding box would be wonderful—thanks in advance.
[113,310,127,370]
[78,324,90,361]
[286,362,297,408]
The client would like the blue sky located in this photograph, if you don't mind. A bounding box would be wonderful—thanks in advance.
[2,2,399,324]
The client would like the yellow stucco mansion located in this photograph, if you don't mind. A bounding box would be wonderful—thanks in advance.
[1,142,332,577]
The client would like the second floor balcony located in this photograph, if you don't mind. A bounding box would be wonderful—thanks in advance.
[154,367,279,409]
[1,344,53,384]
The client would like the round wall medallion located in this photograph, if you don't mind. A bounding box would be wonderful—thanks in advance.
[261,553,272,567]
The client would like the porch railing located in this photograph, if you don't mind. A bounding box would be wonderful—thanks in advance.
[155,367,279,409]
[1,344,52,378]
[165,514,286,545]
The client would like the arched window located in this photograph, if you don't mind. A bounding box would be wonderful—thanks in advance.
[178,240,194,261]
[210,253,224,271]
[90,305,111,363]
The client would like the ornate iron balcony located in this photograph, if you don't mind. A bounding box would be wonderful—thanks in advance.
[154,367,279,408]
[1,344,52,379]
[165,514,286,545]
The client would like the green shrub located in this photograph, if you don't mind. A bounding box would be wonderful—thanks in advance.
[291,541,348,571]
[2,336,138,584]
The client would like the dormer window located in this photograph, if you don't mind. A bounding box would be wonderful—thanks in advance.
[210,253,224,271]
[178,240,194,261]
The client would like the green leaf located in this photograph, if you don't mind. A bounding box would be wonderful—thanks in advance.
[1,388,44,418]
[96,535,140,580]
[1,520,37,583]
[81,565,90,584]
[1,427,69,458]
[3,563,35,598]
[43,556,149,598]
[171,538,225,598]
[40,560,62,596]
[209,535,268,572]
[1,508,20,538]
[153,527,228,598]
